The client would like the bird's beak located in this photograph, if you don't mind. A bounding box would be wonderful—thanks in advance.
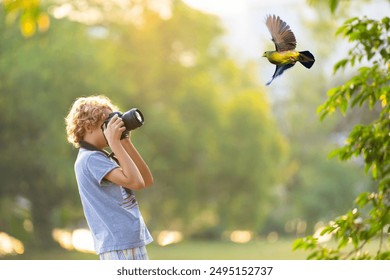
[262,53,266,57]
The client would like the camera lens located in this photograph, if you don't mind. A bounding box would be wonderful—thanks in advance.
[121,108,144,131]
[135,111,142,123]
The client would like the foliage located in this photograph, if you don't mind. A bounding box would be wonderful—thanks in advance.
[0,0,287,245]
[3,0,387,252]
[0,12,107,246]
[267,5,370,236]
[2,0,50,37]
[294,3,390,259]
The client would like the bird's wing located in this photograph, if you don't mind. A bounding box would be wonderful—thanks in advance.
[266,15,296,52]
[266,63,295,85]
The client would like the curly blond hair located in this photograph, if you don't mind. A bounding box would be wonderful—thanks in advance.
[65,95,119,148]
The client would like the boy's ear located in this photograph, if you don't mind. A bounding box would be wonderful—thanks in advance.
[85,124,94,133]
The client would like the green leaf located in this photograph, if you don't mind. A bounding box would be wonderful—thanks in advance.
[334,58,349,72]
[327,87,338,97]
[340,99,348,115]
[292,238,304,250]
[355,192,370,207]
[372,163,378,179]
[328,148,341,159]
[329,0,339,14]
[338,237,349,249]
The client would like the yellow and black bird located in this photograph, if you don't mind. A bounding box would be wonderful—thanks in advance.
[263,14,315,85]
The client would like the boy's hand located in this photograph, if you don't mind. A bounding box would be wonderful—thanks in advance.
[103,114,126,146]
[121,130,132,142]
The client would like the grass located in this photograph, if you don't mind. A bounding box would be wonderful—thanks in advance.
[1,239,308,260]
[3,238,385,260]
[149,240,307,260]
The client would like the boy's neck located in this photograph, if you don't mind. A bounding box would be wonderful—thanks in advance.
[83,130,107,150]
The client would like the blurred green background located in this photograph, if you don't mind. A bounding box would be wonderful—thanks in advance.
[0,0,380,259]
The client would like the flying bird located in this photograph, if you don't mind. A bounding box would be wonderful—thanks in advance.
[263,14,315,85]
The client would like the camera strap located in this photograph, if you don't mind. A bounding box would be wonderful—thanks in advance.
[79,140,119,165]
[79,140,134,196]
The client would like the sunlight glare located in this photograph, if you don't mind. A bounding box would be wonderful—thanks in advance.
[51,4,72,19]
[52,228,74,251]
[157,230,183,246]
[0,232,25,256]
[230,230,253,243]
[52,228,95,253]
[149,0,172,20]
[313,226,333,243]
[72,229,95,253]
[182,0,247,16]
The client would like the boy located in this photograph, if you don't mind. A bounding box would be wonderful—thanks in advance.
[65,95,153,260]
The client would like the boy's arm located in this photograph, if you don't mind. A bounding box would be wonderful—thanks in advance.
[104,115,145,190]
[121,136,154,187]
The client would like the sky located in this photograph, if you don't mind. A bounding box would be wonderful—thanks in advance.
[182,0,307,17]
[181,0,389,58]
[182,0,311,59]
[181,0,390,88]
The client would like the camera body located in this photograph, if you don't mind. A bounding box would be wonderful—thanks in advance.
[103,108,144,139]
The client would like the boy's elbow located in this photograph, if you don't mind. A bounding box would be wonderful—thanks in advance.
[123,177,145,190]
[144,176,154,188]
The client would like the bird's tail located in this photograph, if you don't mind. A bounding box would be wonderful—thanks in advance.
[299,51,315,69]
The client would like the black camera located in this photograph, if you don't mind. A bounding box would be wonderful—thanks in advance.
[103,108,144,139]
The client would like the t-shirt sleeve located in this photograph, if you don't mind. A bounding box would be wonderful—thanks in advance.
[86,152,119,185]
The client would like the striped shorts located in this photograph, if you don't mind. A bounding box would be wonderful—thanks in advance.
[99,246,149,260]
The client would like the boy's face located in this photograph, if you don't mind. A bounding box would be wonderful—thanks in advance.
[84,109,113,149]
[98,109,114,146]
[100,109,113,128]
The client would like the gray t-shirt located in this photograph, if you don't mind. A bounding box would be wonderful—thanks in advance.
[74,148,153,254]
